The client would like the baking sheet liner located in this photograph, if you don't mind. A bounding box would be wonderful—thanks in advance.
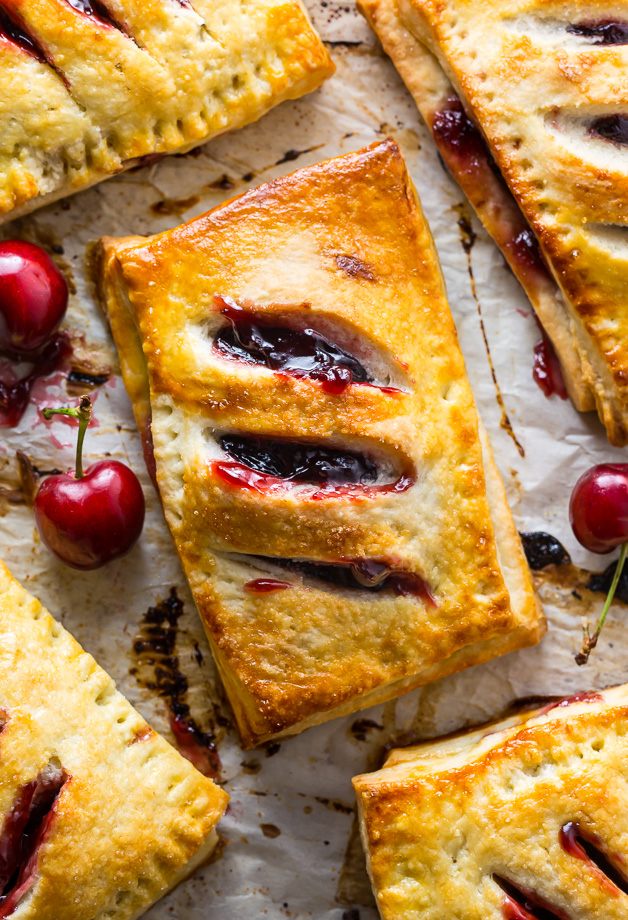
[1,2,626,917]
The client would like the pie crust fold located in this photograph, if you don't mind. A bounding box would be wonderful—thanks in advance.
[359,0,628,444]
[96,139,545,747]
[353,684,628,919]
[0,559,228,920]
[0,0,333,223]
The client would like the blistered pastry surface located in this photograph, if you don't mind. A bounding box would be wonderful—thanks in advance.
[354,685,628,919]
[99,139,542,745]
[0,560,228,920]
[0,0,333,220]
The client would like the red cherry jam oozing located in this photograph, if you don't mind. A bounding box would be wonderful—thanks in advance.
[0,333,71,427]
[63,0,120,29]
[0,7,45,59]
[247,556,436,605]
[568,20,628,44]
[533,332,568,400]
[213,298,374,395]
[0,768,67,917]
[496,877,570,920]
[559,822,628,896]
[213,435,414,498]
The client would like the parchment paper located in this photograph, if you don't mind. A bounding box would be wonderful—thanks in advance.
[1,3,627,917]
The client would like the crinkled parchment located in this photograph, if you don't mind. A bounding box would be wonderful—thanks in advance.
[0,3,626,918]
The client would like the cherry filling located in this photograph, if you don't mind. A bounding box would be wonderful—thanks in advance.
[0,6,44,59]
[506,228,547,279]
[0,333,72,427]
[243,578,292,594]
[218,434,379,488]
[0,769,67,917]
[560,822,628,896]
[495,877,570,920]
[213,298,373,395]
[62,0,120,28]
[431,95,490,174]
[247,556,436,605]
[519,532,571,570]
[533,332,568,400]
[567,20,628,44]
[589,115,628,146]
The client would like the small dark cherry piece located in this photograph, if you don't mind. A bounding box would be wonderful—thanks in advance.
[33,395,145,570]
[0,241,68,355]
[569,464,628,664]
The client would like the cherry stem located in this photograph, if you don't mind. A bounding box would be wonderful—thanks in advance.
[42,394,92,479]
[576,541,628,666]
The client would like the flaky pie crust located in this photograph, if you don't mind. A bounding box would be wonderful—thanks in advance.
[97,139,544,747]
[0,559,228,920]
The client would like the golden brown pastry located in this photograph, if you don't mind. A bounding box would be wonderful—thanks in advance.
[0,0,333,222]
[354,685,628,919]
[97,139,544,747]
[360,0,628,444]
[0,559,228,919]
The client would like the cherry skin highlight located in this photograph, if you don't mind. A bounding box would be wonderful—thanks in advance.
[0,241,68,355]
[569,464,628,554]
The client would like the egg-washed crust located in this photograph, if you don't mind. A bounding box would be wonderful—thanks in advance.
[360,0,628,444]
[0,0,333,223]
[0,559,228,920]
[354,684,628,920]
[96,139,544,748]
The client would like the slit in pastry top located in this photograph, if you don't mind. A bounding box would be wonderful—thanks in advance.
[211,295,407,394]
[0,765,68,918]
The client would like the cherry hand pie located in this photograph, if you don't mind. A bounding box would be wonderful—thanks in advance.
[360,0,628,444]
[0,559,228,919]
[354,685,628,920]
[97,139,544,747]
[0,0,333,223]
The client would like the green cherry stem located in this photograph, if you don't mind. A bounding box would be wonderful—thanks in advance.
[576,541,628,666]
[42,394,92,480]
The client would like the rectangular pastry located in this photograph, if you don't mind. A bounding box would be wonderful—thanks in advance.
[353,685,628,919]
[0,0,333,223]
[359,0,628,444]
[0,558,228,920]
[97,139,545,747]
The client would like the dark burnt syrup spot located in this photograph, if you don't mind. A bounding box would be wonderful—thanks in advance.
[66,369,109,389]
[520,532,571,570]
[589,115,628,146]
[533,333,568,400]
[0,768,67,918]
[334,254,377,282]
[455,208,526,458]
[213,298,374,395]
[560,823,628,896]
[260,823,281,839]
[495,876,571,920]
[568,20,628,44]
[0,334,72,428]
[350,718,383,741]
[588,559,628,604]
[0,7,45,60]
[219,434,379,487]
[248,556,436,606]
[130,588,221,780]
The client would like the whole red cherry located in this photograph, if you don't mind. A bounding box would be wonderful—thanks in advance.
[34,395,145,570]
[0,240,68,354]
[569,463,628,554]
[569,463,628,665]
